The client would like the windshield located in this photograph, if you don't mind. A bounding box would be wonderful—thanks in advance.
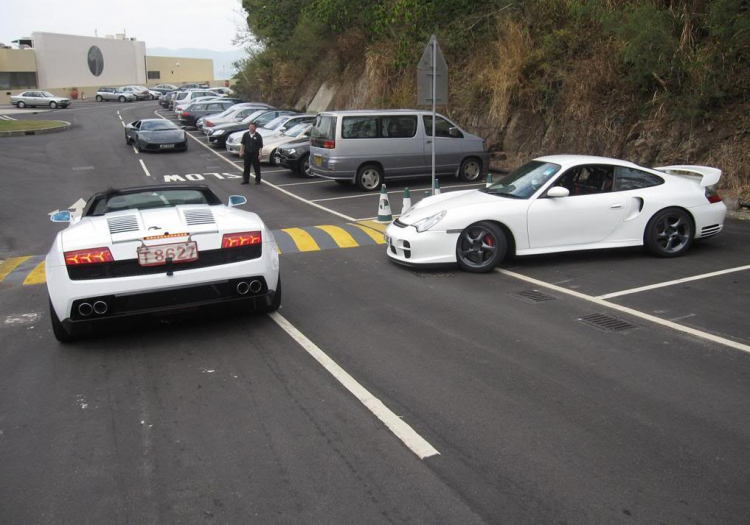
[88,189,220,216]
[265,116,289,130]
[243,110,268,123]
[41,91,55,98]
[254,112,281,127]
[283,124,309,137]
[482,161,561,199]
[140,121,177,131]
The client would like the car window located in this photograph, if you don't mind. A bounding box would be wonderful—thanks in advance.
[614,166,664,191]
[552,165,615,196]
[283,124,309,137]
[254,112,281,127]
[207,103,225,111]
[41,91,56,98]
[423,115,462,138]
[484,161,562,199]
[265,116,289,129]
[342,116,377,138]
[380,116,418,138]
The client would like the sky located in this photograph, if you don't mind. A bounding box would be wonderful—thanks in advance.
[0,0,248,52]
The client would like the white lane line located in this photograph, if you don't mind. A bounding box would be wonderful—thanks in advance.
[311,183,485,203]
[117,110,120,115]
[132,145,138,154]
[598,264,750,299]
[277,180,336,187]
[496,268,750,355]
[153,109,356,222]
[269,312,440,459]
[139,159,151,177]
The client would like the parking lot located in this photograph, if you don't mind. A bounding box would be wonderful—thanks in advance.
[1,99,750,524]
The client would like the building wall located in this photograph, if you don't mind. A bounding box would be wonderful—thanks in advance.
[144,56,214,86]
[0,48,37,72]
[33,32,146,90]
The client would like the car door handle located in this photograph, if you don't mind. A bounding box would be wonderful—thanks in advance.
[426,140,432,144]
[610,203,624,209]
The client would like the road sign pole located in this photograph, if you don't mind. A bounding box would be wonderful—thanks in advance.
[431,37,436,196]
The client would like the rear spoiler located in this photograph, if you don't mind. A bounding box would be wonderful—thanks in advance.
[653,165,722,187]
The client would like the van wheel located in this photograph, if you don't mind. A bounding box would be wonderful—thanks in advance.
[459,157,482,182]
[356,164,383,191]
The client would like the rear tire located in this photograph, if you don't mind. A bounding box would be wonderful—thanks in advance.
[259,277,282,313]
[456,221,507,273]
[50,299,76,343]
[96,95,103,102]
[355,163,383,191]
[644,207,694,258]
[459,157,483,182]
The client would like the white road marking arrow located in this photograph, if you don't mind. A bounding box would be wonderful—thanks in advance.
[69,198,87,219]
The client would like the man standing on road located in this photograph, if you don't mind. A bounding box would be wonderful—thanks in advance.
[240,122,263,185]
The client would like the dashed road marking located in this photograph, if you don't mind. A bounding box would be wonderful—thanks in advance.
[139,159,151,177]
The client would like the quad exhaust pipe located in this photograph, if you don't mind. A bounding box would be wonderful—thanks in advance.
[236,280,263,295]
[78,300,109,317]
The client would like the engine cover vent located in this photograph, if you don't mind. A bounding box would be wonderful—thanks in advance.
[107,215,139,234]
[184,209,215,226]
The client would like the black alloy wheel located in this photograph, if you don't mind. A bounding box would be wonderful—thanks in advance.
[300,154,311,177]
[456,221,508,273]
[645,208,694,257]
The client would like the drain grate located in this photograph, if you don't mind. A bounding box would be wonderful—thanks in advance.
[511,289,557,303]
[413,271,455,279]
[578,313,636,332]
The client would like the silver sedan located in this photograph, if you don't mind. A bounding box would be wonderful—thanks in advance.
[11,91,71,109]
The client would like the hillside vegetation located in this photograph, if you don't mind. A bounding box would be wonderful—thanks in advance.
[236,0,750,200]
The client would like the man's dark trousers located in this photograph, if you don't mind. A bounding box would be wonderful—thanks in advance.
[243,154,261,183]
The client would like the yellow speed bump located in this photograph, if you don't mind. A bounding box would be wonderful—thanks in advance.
[0,256,31,283]
[23,260,46,285]
[349,223,386,245]
[282,228,321,252]
[315,225,358,248]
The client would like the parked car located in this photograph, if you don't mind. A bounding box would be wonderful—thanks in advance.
[160,91,177,108]
[171,89,220,110]
[148,90,162,100]
[212,87,234,96]
[46,184,281,342]
[385,156,727,272]
[124,119,188,152]
[309,110,490,191]
[96,87,136,102]
[227,123,311,165]
[120,86,151,100]
[11,90,71,109]
[178,83,210,91]
[207,109,296,147]
[278,138,312,176]
[202,104,273,133]
[178,100,237,127]
[257,114,315,138]
[151,84,178,95]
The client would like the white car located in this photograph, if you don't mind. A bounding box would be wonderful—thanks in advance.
[46,184,281,342]
[385,155,727,273]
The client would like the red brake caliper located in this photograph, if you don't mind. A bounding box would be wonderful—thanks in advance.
[485,235,494,247]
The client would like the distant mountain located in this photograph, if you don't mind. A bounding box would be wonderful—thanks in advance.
[146,47,246,79]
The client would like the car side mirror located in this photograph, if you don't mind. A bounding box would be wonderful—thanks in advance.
[449,127,461,138]
[50,211,71,223]
[547,186,570,198]
[228,195,247,207]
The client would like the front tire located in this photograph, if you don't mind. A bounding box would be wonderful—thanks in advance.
[299,154,311,177]
[456,221,508,273]
[49,101,58,109]
[17,101,26,108]
[269,149,279,166]
[355,163,383,191]
[96,95,103,102]
[50,299,76,343]
[119,95,126,102]
[645,207,694,258]
[459,157,483,182]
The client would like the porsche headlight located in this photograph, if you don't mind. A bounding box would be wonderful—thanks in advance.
[413,210,446,232]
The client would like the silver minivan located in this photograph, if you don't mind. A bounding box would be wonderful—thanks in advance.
[309,110,490,191]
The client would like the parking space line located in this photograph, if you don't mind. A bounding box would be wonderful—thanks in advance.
[139,159,151,177]
[315,225,359,248]
[269,311,440,459]
[132,145,138,154]
[276,180,335,187]
[496,268,750,355]
[154,109,357,222]
[282,228,321,252]
[23,261,46,285]
[0,257,31,283]
[598,264,750,299]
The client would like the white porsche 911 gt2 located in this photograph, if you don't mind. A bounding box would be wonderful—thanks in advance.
[46,184,281,342]
[385,155,727,273]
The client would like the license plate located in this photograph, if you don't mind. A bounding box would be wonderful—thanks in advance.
[160,144,175,149]
[314,155,323,166]
[138,241,198,267]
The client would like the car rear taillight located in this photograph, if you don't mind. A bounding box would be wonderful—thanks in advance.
[705,185,722,204]
[323,140,335,149]
[64,248,114,266]
[222,232,262,249]
[180,111,189,117]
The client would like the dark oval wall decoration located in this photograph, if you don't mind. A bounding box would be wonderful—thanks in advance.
[87,46,104,76]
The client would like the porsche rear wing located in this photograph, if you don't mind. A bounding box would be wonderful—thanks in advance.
[653,165,721,187]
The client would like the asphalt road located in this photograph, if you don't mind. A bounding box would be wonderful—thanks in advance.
[1,100,750,524]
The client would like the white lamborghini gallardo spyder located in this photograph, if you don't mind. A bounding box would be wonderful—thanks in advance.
[46,185,281,342]
[385,155,727,272]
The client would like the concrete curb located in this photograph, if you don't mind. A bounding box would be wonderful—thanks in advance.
[0,121,71,137]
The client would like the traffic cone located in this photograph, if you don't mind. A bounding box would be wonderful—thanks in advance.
[377,184,393,223]
[424,190,431,198]
[486,173,493,187]
[402,188,412,215]
[434,179,441,195]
